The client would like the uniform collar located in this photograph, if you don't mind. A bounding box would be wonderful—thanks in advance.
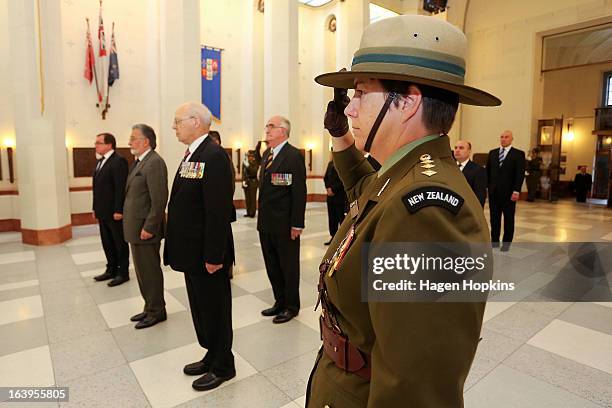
[378,134,440,177]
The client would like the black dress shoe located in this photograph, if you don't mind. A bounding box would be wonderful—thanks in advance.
[130,312,147,322]
[261,305,283,317]
[273,310,297,324]
[500,243,511,252]
[108,275,130,287]
[183,360,210,376]
[134,312,167,329]
[491,242,500,249]
[192,372,235,391]
[93,271,114,281]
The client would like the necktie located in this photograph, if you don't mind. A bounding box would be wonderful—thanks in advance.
[499,148,506,165]
[265,152,274,171]
[129,158,140,175]
[95,158,104,174]
[183,148,191,162]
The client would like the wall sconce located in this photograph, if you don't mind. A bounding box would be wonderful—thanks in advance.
[605,136,612,145]
[234,141,243,174]
[306,141,315,172]
[564,118,575,142]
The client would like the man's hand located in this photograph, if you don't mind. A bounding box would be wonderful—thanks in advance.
[113,212,123,221]
[324,74,351,138]
[290,228,302,240]
[511,192,520,202]
[326,187,335,197]
[205,263,223,274]
[140,229,153,240]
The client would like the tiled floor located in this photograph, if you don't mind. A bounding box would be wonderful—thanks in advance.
[0,200,612,407]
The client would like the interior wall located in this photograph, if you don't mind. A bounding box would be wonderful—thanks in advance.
[542,62,612,180]
[0,0,16,192]
[461,0,612,160]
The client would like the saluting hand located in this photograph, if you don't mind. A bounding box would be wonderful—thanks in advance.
[205,263,223,274]
[324,70,351,138]
[113,212,123,221]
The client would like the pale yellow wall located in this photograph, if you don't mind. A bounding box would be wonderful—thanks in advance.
[542,62,612,180]
[0,0,16,192]
[461,0,612,161]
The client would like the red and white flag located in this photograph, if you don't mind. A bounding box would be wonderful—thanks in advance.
[84,23,95,83]
[98,9,107,57]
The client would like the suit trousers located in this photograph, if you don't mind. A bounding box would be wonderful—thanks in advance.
[489,195,516,243]
[131,242,165,317]
[259,231,301,314]
[326,200,346,238]
[243,184,258,216]
[184,268,235,377]
[98,218,129,277]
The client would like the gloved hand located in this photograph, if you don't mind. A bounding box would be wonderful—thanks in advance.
[324,72,351,138]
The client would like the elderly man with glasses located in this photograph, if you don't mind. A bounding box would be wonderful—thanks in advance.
[257,115,307,324]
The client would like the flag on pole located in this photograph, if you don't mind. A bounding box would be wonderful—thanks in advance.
[108,24,119,86]
[84,22,95,83]
[98,7,107,57]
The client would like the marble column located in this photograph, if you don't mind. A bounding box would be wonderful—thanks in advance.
[8,0,72,245]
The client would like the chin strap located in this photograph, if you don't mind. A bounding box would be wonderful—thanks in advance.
[363,92,398,153]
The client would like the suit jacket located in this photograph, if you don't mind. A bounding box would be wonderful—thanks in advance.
[257,142,307,234]
[122,150,168,244]
[324,160,347,207]
[486,146,525,202]
[163,136,235,273]
[462,160,487,207]
[92,152,128,220]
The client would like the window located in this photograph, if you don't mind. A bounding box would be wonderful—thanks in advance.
[605,71,612,107]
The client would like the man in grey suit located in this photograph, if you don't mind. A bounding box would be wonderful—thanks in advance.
[123,124,169,329]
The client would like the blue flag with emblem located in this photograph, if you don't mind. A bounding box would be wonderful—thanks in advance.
[201,46,222,120]
[108,23,119,86]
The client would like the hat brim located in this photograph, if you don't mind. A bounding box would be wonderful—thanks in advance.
[315,70,501,107]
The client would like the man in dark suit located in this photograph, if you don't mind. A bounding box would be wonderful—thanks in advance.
[92,132,130,286]
[574,166,592,203]
[258,115,307,324]
[486,130,525,251]
[454,140,487,207]
[123,124,168,329]
[323,156,347,245]
[164,102,235,392]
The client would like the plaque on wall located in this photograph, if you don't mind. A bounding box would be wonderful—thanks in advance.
[72,147,135,178]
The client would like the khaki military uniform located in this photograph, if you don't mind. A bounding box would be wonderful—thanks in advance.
[242,157,260,217]
[306,135,491,408]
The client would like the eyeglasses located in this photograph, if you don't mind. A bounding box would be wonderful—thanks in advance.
[174,116,195,127]
[94,142,107,145]
[265,124,286,130]
[129,137,146,142]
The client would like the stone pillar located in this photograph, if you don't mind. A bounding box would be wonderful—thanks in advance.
[8,0,72,245]
[263,0,299,129]
[335,0,369,70]
[159,0,201,168]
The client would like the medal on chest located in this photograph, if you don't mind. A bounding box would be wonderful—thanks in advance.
[328,224,355,277]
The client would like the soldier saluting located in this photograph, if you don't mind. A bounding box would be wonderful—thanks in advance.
[306,15,500,407]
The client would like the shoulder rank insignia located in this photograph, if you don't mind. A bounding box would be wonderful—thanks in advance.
[402,186,464,215]
[419,154,437,177]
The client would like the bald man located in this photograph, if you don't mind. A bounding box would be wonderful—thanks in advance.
[486,130,525,251]
[454,140,487,207]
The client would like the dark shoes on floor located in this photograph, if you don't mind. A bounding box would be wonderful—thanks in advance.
[93,271,114,281]
[134,311,167,329]
[183,360,210,376]
[261,305,283,317]
[192,372,236,391]
[500,243,511,252]
[130,312,147,322]
[273,310,297,324]
[108,275,129,287]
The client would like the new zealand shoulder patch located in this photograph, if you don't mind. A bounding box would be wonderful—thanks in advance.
[402,186,464,215]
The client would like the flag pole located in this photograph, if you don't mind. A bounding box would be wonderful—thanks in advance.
[86,18,102,105]
[102,22,113,120]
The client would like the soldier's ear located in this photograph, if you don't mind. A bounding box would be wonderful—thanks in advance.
[399,86,422,124]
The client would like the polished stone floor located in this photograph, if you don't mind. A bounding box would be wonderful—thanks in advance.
[0,200,611,407]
